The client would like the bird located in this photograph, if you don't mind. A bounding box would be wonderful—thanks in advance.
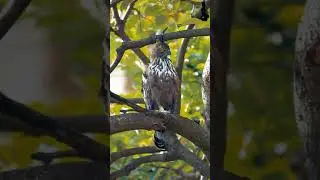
[142,30,180,149]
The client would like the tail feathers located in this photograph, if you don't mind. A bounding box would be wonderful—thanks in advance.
[154,130,166,149]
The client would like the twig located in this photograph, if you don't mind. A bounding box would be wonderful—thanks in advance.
[112,6,122,27]
[110,28,209,72]
[110,152,176,180]
[0,0,32,40]
[111,146,164,163]
[111,97,144,104]
[123,0,138,22]
[176,24,195,114]
[110,91,146,112]
[110,48,125,72]
[120,28,209,50]
[0,92,109,163]
[176,24,195,79]
[111,1,150,69]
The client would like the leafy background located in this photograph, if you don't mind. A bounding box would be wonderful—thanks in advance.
[0,0,306,179]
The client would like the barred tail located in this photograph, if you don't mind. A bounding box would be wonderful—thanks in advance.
[154,130,166,149]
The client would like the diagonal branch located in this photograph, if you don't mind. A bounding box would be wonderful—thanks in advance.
[0,0,32,40]
[110,91,146,112]
[0,92,109,162]
[123,0,138,22]
[110,0,123,7]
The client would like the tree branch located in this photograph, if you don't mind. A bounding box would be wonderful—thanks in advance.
[110,152,176,180]
[0,162,108,180]
[31,150,83,164]
[111,146,163,163]
[120,28,209,50]
[110,0,123,7]
[176,24,195,114]
[0,0,32,40]
[176,24,195,79]
[123,0,138,22]
[110,91,146,112]
[0,92,109,162]
[111,97,144,104]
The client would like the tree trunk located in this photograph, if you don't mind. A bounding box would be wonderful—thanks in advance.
[294,0,320,179]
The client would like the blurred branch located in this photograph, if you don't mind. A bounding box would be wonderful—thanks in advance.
[0,92,109,163]
[153,165,200,179]
[0,0,31,40]
[31,150,82,164]
[0,162,108,180]
[212,0,235,178]
[110,152,176,180]
[111,146,163,163]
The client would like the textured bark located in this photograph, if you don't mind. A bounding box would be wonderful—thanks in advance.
[294,0,320,179]
[202,52,210,130]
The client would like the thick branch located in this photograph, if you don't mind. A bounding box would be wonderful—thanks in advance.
[0,92,109,162]
[0,162,108,180]
[0,112,209,160]
[0,0,31,40]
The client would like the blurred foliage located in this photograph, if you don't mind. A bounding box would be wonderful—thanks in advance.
[0,0,307,179]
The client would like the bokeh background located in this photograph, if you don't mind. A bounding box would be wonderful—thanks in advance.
[0,0,307,179]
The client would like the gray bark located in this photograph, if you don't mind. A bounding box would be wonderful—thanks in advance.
[202,52,210,130]
[294,0,320,179]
